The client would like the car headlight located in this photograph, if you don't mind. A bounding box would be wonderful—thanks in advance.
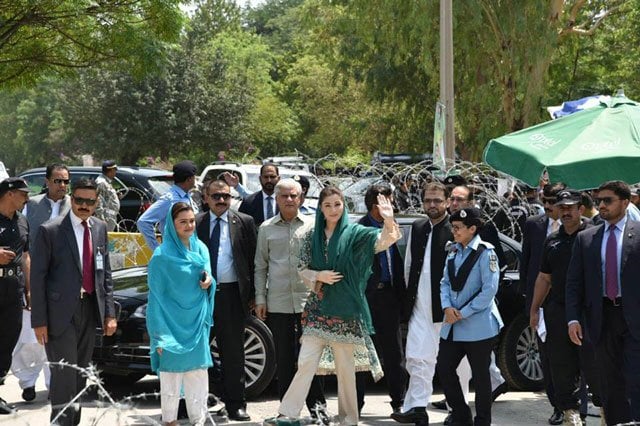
[131,303,147,319]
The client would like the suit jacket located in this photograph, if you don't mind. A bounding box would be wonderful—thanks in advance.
[25,193,72,248]
[566,220,640,343]
[30,213,115,337]
[238,191,278,227]
[521,213,549,314]
[196,210,257,315]
[358,215,406,303]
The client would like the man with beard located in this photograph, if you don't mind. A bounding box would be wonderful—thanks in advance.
[529,190,601,426]
[195,180,257,421]
[567,181,640,425]
[239,164,280,226]
[392,182,469,425]
[0,178,31,414]
[521,182,566,425]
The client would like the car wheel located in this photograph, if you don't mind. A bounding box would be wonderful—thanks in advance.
[211,316,276,399]
[497,313,544,391]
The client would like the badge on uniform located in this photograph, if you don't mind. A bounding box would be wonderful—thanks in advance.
[489,254,498,272]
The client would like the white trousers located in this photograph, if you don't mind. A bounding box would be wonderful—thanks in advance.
[159,369,208,425]
[403,322,472,411]
[279,336,358,425]
[11,310,50,389]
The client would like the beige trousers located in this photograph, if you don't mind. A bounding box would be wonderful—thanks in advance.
[279,335,358,425]
[159,369,208,425]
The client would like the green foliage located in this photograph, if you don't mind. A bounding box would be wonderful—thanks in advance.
[0,0,184,87]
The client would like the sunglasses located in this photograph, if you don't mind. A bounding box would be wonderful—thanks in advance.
[72,196,97,206]
[210,193,231,201]
[52,178,70,185]
[594,196,619,206]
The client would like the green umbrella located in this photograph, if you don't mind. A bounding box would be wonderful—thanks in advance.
[483,96,640,190]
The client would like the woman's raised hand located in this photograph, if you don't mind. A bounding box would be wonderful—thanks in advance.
[317,270,344,285]
[376,194,394,221]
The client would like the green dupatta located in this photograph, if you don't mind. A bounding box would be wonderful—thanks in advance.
[310,205,380,334]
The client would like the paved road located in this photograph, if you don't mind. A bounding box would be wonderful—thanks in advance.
[0,373,600,425]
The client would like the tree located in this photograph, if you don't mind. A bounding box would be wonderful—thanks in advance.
[0,0,183,87]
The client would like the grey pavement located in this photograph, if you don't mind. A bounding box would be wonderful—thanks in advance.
[0,373,600,425]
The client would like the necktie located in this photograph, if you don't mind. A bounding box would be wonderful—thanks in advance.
[605,226,619,300]
[266,196,274,220]
[81,221,94,294]
[209,217,221,280]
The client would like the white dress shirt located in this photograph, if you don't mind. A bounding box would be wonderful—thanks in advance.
[69,211,92,272]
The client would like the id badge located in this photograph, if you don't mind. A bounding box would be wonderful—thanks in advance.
[96,252,104,271]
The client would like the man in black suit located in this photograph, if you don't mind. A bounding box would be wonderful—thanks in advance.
[567,180,640,425]
[520,181,565,425]
[196,179,257,422]
[31,178,117,426]
[238,164,280,226]
[356,184,407,415]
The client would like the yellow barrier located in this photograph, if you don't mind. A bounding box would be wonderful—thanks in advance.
[107,232,156,269]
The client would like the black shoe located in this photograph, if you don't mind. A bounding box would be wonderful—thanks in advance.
[0,397,16,415]
[177,399,188,419]
[22,386,36,402]
[391,406,428,423]
[431,399,448,411]
[310,405,331,425]
[491,382,508,402]
[391,405,402,415]
[548,408,564,425]
[444,412,452,425]
[228,407,251,421]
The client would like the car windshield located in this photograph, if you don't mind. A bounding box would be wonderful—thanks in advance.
[147,177,173,196]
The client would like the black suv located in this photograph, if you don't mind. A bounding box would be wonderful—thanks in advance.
[18,166,173,231]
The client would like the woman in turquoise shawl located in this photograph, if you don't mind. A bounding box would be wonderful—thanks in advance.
[277,187,401,425]
[146,202,215,426]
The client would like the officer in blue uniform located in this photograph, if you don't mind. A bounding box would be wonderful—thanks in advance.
[436,207,503,426]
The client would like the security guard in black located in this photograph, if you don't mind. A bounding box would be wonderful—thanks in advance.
[0,177,30,414]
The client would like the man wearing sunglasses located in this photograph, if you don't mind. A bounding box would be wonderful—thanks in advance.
[521,181,566,425]
[195,180,257,421]
[15,164,71,403]
[24,164,71,249]
[567,180,640,425]
[31,178,116,426]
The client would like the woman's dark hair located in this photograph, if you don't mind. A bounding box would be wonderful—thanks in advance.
[318,186,344,205]
[171,201,193,220]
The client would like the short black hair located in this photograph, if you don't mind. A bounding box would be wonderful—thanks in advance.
[422,182,448,199]
[598,180,631,200]
[45,164,69,179]
[364,183,393,212]
[260,163,279,176]
[542,182,566,198]
[71,177,97,194]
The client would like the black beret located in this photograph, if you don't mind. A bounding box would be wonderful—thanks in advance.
[555,189,582,206]
[442,174,467,186]
[172,160,197,182]
[449,207,483,227]
[0,177,29,192]
[293,174,310,189]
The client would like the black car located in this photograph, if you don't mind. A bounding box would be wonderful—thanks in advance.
[94,216,543,398]
[18,166,174,231]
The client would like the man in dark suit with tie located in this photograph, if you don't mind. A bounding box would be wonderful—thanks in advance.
[238,164,280,226]
[567,180,640,425]
[196,179,256,421]
[520,181,566,425]
[30,178,117,426]
[356,184,407,415]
